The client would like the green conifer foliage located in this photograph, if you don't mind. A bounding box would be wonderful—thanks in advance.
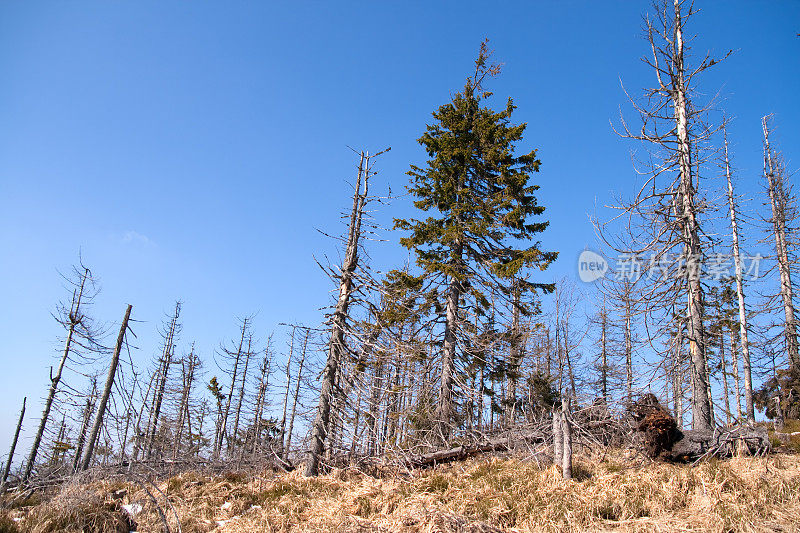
[394,41,556,439]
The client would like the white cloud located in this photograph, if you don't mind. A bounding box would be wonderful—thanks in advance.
[121,230,154,247]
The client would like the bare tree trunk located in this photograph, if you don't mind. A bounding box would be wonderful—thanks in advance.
[252,343,271,456]
[72,379,97,472]
[673,0,712,431]
[729,326,743,421]
[81,304,131,470]
[215,317,247,458]
[131,371,156,463]
[284,330,308,461]
[24,268,89,480]
[763,116,800,372]
[624,284,633,406]
[367,347,385,455]
[724,134,755,422]
[561,397,572,480]
[720,324,732,425]
[305,150,378,477]
[552,408,562,468]
[1,398,26,491]
[438,271,461,441]
[279,326,295,457]
[147,302,181,459]
[600,304,609,403]
[173,345,197,460]
[230,336,253,454]
[506,280,522,425]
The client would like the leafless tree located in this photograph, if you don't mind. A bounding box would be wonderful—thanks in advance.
[1,397,26,491]
[305,148,389,477]
[723,131,755,421]
[602,0,731,431]
[24,264,102,480]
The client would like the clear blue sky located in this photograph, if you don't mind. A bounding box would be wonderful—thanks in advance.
[1,2,798,451]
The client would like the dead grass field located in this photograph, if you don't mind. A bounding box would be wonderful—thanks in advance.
[4,452,800,532]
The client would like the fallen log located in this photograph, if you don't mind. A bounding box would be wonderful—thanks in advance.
[408,431,546,468]
[663,425,770,462]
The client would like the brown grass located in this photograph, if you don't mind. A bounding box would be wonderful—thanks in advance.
[5,453,800,532]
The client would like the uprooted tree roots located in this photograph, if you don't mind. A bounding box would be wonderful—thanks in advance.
[628,394,771,461]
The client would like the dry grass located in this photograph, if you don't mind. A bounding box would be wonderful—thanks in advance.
[5,453,800,532]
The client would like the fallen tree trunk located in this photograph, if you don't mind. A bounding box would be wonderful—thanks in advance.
[664,425,770,462]
[408,431,546,468]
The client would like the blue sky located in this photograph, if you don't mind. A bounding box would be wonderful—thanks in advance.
[1,2,798,451]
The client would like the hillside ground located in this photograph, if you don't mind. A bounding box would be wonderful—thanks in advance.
[3,448,800,533]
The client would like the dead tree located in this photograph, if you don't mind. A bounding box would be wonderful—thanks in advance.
[552,408,562,468]
[598,303,610,403]
[605,0,730,432]
[763,116,800,372]
[145,302,181,459]
[71,378,98,472]
[1,397,26,491]
[213,316,249,458]
[505,279,523,425]
[24,265,98,481]
[305,148,388,477]
[173,344,201,460]
[724,132,755,422]
[278,325,296,457]
[80,304,132,470]
[230,334,254,454]
[284,329,309,461]
[561,397,572,480]
[251,338,273,456]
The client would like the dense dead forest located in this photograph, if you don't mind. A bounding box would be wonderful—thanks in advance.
[2,1,800,531]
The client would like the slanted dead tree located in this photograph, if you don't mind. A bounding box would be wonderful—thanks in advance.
[229,334,254,455]
[79,304,132,471]
[144,302,182,460]
[24,264,101,481]
[284,328,309,461]
[213,316,251,459]
[71,378,98,472]
[1,397,26,491]
[305,147,389,477]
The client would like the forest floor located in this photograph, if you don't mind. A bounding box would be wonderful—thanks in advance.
[3,449,800,533]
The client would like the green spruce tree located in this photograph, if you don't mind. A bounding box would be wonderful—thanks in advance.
[394,41,556,440]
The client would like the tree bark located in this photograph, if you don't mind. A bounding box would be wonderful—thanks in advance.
[230,336,253,454]
[437,271,461,441]
[673,0,712,431]
[305,150,373,477]
[561,397,572,480]
[72,379,97,472]
[284,330,308,461]
[24,269,89,480]
[763,116,800,372]
[724,134,755,422]
[506,280,522,425]
[215,316,247,458]
[552,408,562,468]
[146,302,181,459]
[81,304,131,470]
[1,397,26,491]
